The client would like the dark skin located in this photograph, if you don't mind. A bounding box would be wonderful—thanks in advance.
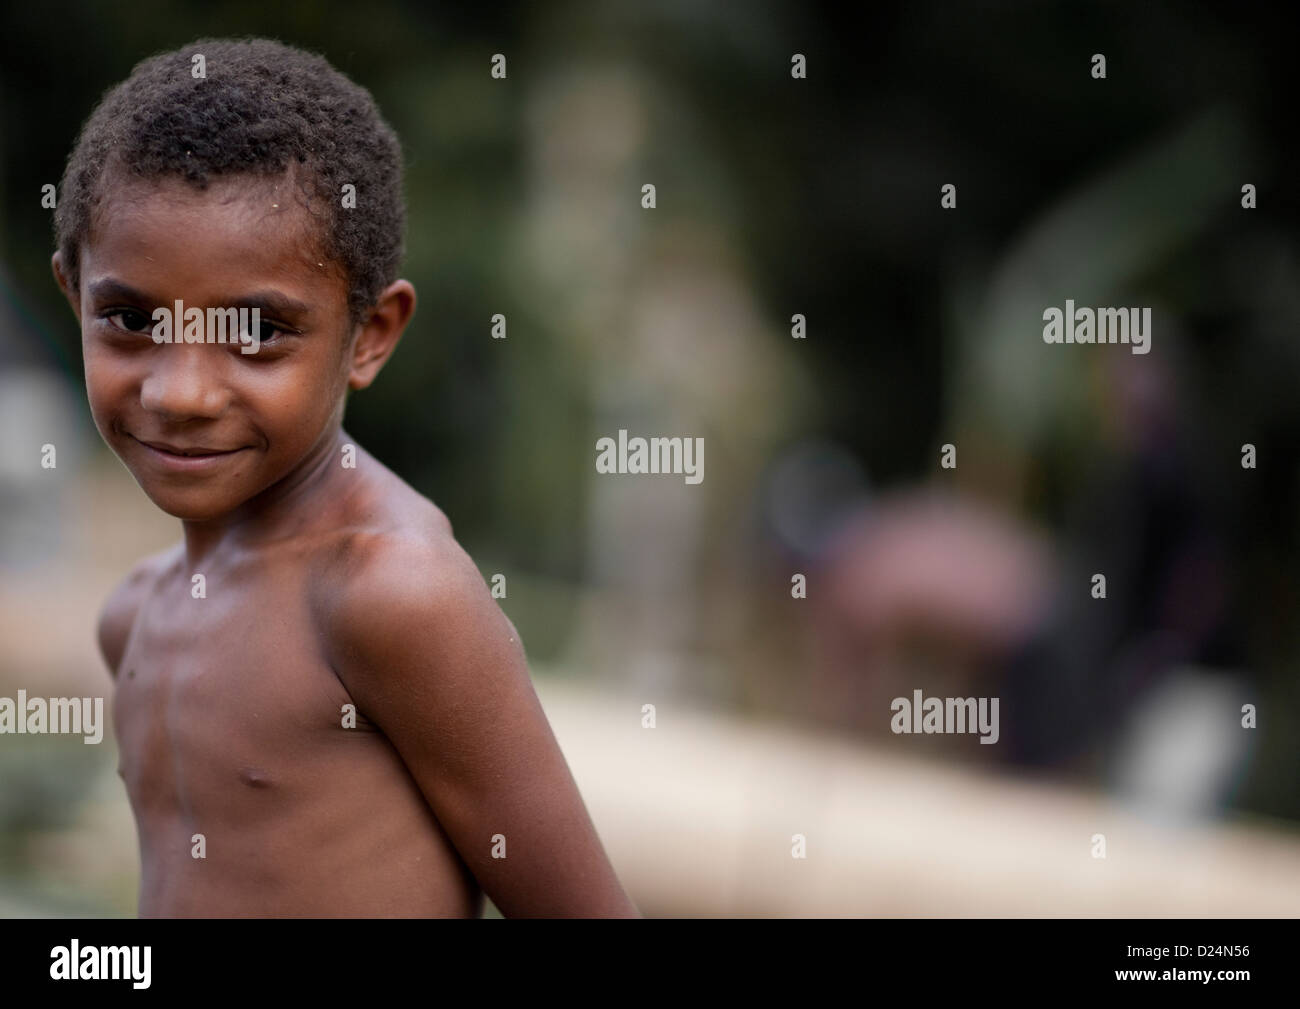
[53,171,638,918]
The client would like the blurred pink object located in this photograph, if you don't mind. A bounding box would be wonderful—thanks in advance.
[820,491,1055,657]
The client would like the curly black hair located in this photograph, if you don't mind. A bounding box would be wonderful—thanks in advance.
[54,37,405,324]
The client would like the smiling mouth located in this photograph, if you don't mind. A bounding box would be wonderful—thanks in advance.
[131,435,246,458]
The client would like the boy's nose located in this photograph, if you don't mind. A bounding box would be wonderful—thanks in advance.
[139,347,232,420]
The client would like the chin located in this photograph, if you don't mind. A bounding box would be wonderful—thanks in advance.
[139,489,244,522]
[124,473,248,521]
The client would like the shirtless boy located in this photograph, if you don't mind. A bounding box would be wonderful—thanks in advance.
[51,37,637,918]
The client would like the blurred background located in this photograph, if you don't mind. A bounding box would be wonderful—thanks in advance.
[1,0,1299,915]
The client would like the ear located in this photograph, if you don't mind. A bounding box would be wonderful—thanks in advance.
[51,251,82,323]
[347,280,416,390]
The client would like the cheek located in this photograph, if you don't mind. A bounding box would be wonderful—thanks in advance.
[244,349,346,441]
[81,340,133,420]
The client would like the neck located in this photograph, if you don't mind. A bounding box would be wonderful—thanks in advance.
[179,424,357,567]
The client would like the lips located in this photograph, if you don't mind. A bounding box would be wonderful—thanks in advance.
[128,433,248,471]
[138,438,240,457]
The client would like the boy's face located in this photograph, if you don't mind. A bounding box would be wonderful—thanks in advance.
[58,174,362,522]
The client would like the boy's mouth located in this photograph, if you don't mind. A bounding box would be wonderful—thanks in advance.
[130,434,249,470]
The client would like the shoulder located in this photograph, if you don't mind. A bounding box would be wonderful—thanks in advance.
[98,544,180,678]
[325,523,491,638]
[312,509,524,699]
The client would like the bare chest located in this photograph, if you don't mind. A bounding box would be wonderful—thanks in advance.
[113,565,360,811]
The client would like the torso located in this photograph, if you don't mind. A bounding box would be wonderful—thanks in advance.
[113,505,483,917]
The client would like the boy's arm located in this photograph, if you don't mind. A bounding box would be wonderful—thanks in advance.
[323,534,640,918]
[97,549,172,678]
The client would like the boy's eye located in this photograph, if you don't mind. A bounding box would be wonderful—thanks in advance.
[240,320,292,349]
[105,309,153,333]
[259,320,287,344]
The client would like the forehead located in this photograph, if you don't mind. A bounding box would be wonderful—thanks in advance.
[81,171,344,306]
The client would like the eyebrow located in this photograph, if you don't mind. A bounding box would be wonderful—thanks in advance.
[85,279,312,319]
[225,291,313,319]
[87,278,157,305]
